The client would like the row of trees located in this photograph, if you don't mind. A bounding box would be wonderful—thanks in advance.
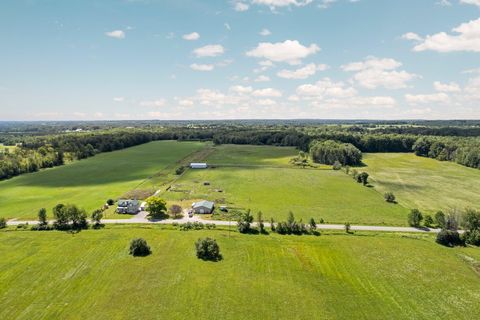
[309,140,363,166]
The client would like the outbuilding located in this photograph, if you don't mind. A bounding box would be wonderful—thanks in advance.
[190,162,208,169]
[192,200,215,214]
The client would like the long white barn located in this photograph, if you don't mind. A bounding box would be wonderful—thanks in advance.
[190,162,208,169]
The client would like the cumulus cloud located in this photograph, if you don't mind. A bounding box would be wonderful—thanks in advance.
[251,0,313,10]
[254,75,271,82]
[405,18,480,52]
[405,93,450,105]
[229,85,253,94]
[139,99,166,107]
[246,40,320,65]
[105,30,125,39]
[342,57,417,89]
[182,32,200,40]
[113,97,125,102]
[460,0,480,6]
[193,44,225,57]
[234,2,250,11]
[252,88,283,97]
[277,63,328,79]
[296,78,357,98]
[190,64,214,71]
[434,81,461,93]
[401,32,423,41]
[259,28,272,36]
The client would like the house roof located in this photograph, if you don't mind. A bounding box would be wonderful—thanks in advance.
[193,200,214,210]
[118,199,139,207]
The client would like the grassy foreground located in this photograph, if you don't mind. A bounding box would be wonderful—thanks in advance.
[0,141,204,220]
[364,153,480,213]
[163,145,408,225]
[0,226,479,319]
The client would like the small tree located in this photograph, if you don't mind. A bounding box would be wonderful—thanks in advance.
[0,217,6,229]
[129,238,151,256]
[287,211,295,227]
[38,208,48,226]
[332,161,342,170]
[446,214,459,231]
[436,230,463,247]
[345,222,351,233]
[107,199,115,206]
[424,215,434,228]
[146,196,167,219]
[270,217,275,232]
[237,210,254,234]
[169,204,183,219]
[435,211,446,229]
[195,237,222,261]
[175,166,186,175]
[358,172,369,186]
[384,192,396,203]
[309,218,317,231]
[91,209,103,228]
[408,209,423,227]
[344,166,350,175]
[257,211,265,234]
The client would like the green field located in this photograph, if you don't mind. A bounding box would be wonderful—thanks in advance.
[364,153,480,213]
[162,145,409,225]
[1,226,479,319]
[0,141,204,220]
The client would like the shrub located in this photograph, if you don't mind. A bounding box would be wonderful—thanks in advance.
[91,209,103,228]
[435,211,446,229]
[0,217,6,229]
[107,199,115,206]
[237,210,254,234]
[129,238,151,256]
[195,238,222,261]
[332,161,342,170]
[357,172,369,186]
[436,230,463,247]
[206,223,216,230]
[384,192,396,203]
[424,215,434,228]
[345,222,351,233]
[462,229,480,246]
[408,209,423,227]
[175,166,186,175]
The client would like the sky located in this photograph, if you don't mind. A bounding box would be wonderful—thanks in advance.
[0,0,480,121]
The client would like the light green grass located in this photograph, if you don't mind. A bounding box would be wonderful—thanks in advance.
[0,226,479,320]
[0,141,204,220]
[162,145,409,225]
[363,153,480,213]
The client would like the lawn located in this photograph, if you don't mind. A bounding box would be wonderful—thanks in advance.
[0,141,205,220]
[162,145,409,225]
[0,226,479,319]
[363,153,480,213]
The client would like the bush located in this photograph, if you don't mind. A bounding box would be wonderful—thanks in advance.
[424,215,434,228]
[357,172,369,186]
[408,209,423,227]
[345,222,351,233]
[195,237,222,261]
[91,209,103,228]
[179,222,205,231]
[205,223,216,230]
[0,217,6,229]
[332,161,342,170]
[107,199,115,206]
[129,238,151,256]
[435,211,446,229]
[436,230,463,247]
[462,229,480,246]
[237,210,254,234]
[175,166,186,175]
[384,192,396,203]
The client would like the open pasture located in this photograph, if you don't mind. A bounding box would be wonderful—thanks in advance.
[0,226,479,320]
[0,141,204,220]
[363,153,480,213]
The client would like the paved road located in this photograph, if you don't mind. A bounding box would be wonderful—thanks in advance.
[6,212,442,233]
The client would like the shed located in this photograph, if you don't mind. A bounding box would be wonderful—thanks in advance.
[192,200,215,214]
[190,163,208,169]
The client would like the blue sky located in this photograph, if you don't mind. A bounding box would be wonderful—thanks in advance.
[0,0,479,120]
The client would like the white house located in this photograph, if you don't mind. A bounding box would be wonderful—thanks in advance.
[190,163,208,169]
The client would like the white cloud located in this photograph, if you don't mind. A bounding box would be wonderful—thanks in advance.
[296,78,357,98]
[433,81,461,93]
[406,18,480,52]
[252,88,283,97]
[234,2,250,11]
[105,30,125,39]
[436,0,451,6]
[259,28,272,36]
[405,93,450,105]
[277,63,328,79]
[251,0,313,10]
[178,99,194,106]
[318,0,337,9]
[113,97,125,102]
[254,75,271,82]
[193,44,225,57]
[229,85,253,94]
[246,40,320,65]
[182,32,200,41]
[401,32,423,42]
[224,23,231,31]
[190,63,215,71]
[140,99,166,107]
[342,57,417,89]
[460,0,480,6]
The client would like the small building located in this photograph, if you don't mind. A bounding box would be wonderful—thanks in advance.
[190,162,208,169]
[117,199,140,214]
[192,200,215,214]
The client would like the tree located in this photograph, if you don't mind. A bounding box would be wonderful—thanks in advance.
[446,213,459,231]
[309,218,317,231]
[287,211,295,227]
[53,203,68,229]
[257,211,265,234]
[408,209,423,227]
[384,192,396,203]
[107,199,115,206]
[345,222,351,233]
[435,211,446,229]
[237,210,254,234]
[91,209,103,228]
[436,230,463,247]
[195,238,222,261]
[52,204,88,231]
[169,204,183,219]
[129,238,151,256]
[357,172,369,186]
[0,217,6,229]
[38,208,47,226]
[332,161,342,170]
[424,215,434,228]
[462,208,480,232]
[146,196,167,219]
[270,217,275,232]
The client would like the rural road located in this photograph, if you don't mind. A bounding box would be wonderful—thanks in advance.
[6,213,442,233]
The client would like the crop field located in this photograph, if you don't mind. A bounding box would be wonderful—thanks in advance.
[363,153,480,213]
[162,145,408,225]
[0,141,204,220]
[1,226,479,320]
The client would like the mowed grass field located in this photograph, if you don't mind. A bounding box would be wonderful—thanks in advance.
[1,226,479,319]
[163,145,408,225]
[0,141,204,220]
[364,153,480,213]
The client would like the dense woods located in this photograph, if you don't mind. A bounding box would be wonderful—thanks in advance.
[1,120,479,180]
